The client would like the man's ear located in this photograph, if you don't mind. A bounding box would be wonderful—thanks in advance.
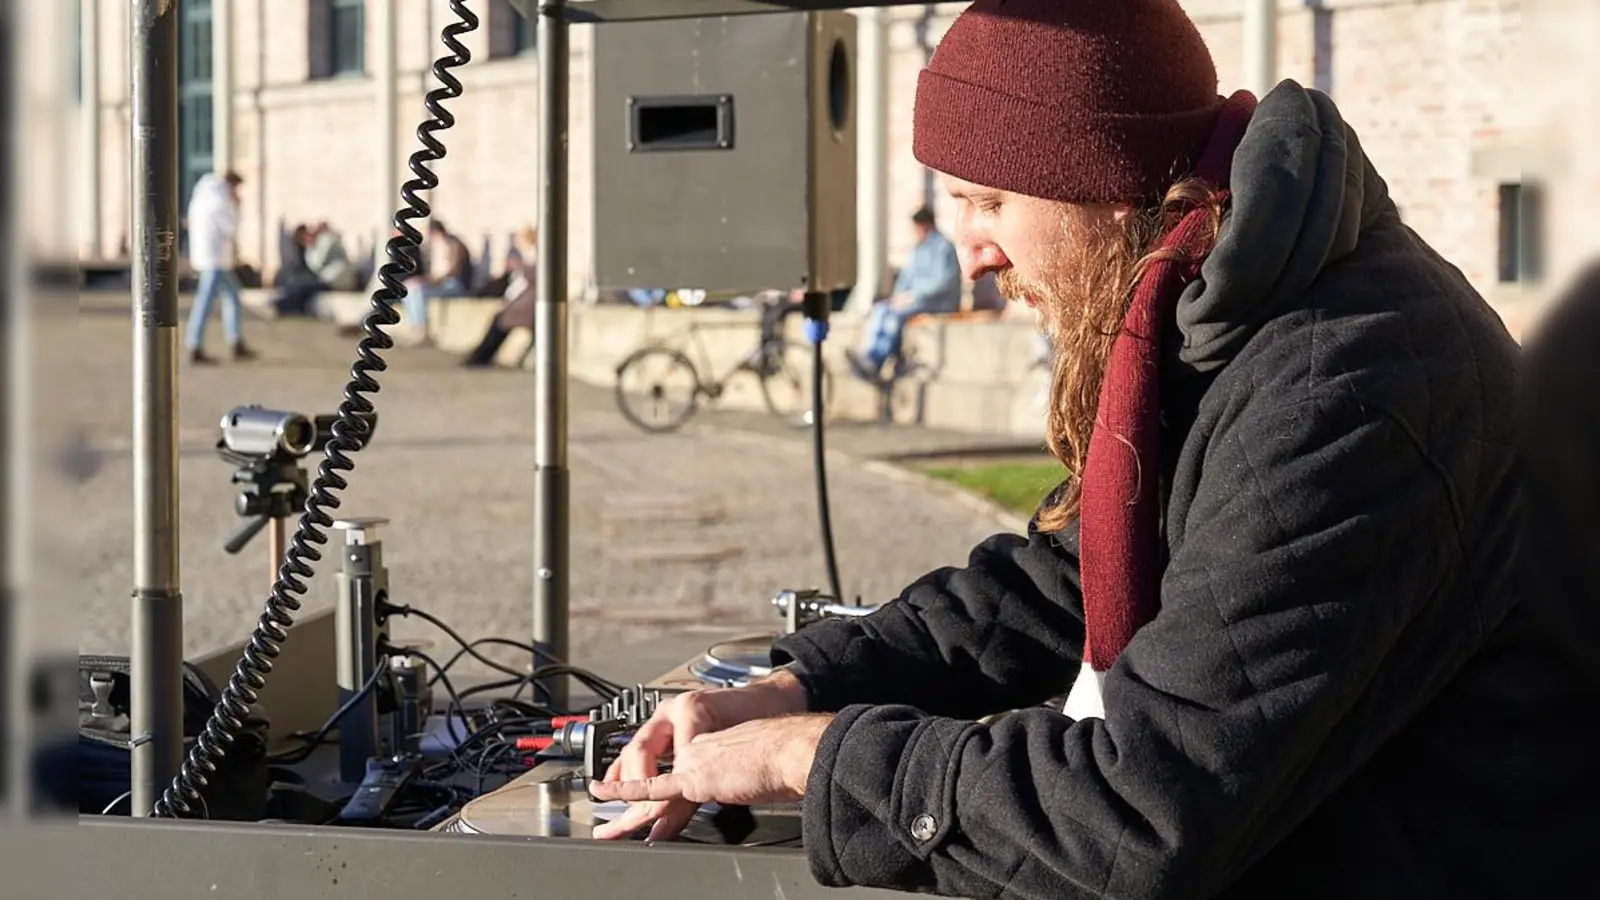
[1110,203,1136,223]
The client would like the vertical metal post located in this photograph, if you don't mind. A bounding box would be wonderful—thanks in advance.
[82,0,104,258]
[533,0,571,710]
[3,0,26,819]
[212,0,233,175]
[375,0,398,287]
[333,518,392,784]
[129,0,185,816]
[1242,0,1279,99]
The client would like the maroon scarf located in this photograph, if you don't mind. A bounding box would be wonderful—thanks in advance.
[1078,90,1259,672]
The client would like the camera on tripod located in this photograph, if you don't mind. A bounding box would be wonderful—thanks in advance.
[216,406,378,563]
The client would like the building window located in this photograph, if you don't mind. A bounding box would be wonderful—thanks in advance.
[309,0,365,79]
[1497,182,1544,285]
[489,0,537,59]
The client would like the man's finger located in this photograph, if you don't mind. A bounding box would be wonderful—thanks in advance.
[589,774,685,803]
[646,801,698,843]
[591,800,663,841]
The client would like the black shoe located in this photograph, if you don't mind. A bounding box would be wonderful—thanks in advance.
[844,349,883,384]
[231,342,258,362]
[189,348,217,366]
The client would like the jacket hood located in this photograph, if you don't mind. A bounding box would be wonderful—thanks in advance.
[1174,80,1394,375]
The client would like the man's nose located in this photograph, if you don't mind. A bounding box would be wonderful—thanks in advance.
[960,244,1008,282]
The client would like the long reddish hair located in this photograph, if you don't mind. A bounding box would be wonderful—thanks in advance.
[1032,177,1228,534]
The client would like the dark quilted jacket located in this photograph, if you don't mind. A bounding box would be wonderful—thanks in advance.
[771,82,1600,900]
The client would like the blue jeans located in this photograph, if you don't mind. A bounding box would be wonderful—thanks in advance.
[860,301,910,370]
[403,276,467,330]
[185,268,243,350]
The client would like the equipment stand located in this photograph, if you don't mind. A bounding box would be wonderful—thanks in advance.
[332,518,394,785]
[533,0,573,711]
[129,0,184,816]
[222,456,311,592]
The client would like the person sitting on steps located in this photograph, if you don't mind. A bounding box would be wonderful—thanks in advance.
[845,206,962,382]
[461,228,539,368]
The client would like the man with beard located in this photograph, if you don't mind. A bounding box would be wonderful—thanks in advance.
[589,2,1596,897]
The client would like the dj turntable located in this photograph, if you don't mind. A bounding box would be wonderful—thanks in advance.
[431,589,879,844]
[437,758,804,846]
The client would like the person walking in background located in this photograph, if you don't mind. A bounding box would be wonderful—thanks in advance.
[183,171,256,364]
[846,206,962,380]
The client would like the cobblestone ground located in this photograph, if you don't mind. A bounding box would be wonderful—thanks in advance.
[67,293,1028,681]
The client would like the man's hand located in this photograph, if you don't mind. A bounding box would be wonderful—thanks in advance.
[588,669,809,842]
[588,714,833,840]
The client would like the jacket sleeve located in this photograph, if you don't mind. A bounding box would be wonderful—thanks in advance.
[771,515,1086,722]
[801,393,1463,899]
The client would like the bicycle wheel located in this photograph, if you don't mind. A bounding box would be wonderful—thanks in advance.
[758,340,834,424]
[614,346,702,433]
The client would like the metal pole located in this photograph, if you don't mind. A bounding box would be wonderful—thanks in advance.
[375,0,398,291]
[129,0,185,816]
[847,6,889,313]
[1242,0,1278,99]
[82,0,104,259]
[4,0,28,819]
[533,0,571,710]
[268,517,286,590]
[212,0,233,175]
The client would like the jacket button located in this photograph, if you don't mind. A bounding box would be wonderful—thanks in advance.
[910,814,937,842]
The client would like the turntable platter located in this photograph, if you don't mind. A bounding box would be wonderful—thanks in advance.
[440,760,803,846]
[686,633,780,688]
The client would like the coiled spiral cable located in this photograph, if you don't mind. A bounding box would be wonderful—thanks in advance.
[152,1,481,818]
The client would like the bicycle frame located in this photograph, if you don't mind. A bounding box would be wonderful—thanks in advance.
[654,318,772,398]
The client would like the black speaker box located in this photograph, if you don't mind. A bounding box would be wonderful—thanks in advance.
[592,11,858,295]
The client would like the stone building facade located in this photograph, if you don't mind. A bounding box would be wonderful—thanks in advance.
[78,1,1587,328]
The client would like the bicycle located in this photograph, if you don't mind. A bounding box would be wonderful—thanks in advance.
[613,312,834,433]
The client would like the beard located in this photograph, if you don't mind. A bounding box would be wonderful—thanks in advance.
[995,216,1155,533]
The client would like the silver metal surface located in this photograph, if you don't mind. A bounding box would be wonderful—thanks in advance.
[772,589,877,634]
[333,518,392,782]
[534,0,572,711]
[72,816,911,899]
[512,0,905,24]
[129,0,185,816]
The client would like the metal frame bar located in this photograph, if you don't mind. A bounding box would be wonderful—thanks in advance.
[129,0,185,816]
[102,0,935,892]
[71,818,908,899]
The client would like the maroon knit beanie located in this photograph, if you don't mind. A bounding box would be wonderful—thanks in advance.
[914,0,1225,204]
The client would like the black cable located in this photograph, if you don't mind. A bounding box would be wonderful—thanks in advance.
[403,647,468,745]
[267,656,392,765]
[803,302,846,604]
[386,602,626,702]
[150,2,480,818]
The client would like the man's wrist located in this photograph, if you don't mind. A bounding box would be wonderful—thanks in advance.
[760,663,812,716]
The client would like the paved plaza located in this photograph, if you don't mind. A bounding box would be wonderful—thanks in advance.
[68,292,1038,679]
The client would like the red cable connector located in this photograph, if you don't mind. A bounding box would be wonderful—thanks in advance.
[515,736,555,752]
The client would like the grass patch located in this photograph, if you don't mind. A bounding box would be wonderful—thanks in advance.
[922,461,1064,517]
